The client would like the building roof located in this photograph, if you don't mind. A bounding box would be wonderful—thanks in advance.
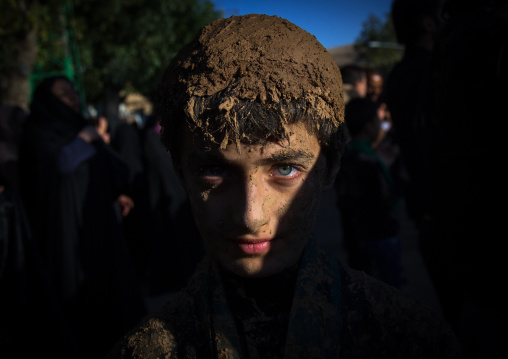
[327,44,362,68]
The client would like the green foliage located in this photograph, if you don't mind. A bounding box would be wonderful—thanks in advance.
[1,0,221,107]
[0,0,34,80]
[0,0,30,37]
[34,3,70,73]
[354,13,402,78]
[72,0,222,103]
[0,0,70,103]
[0,0,68,63]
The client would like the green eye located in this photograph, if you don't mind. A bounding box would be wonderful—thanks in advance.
[277,165,296,176]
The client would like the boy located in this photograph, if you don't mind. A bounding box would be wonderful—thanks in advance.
[107,14,461,358]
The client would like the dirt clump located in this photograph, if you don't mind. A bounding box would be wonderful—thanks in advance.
[157,14,345,152]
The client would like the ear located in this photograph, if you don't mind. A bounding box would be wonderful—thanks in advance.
[323,155,341,190]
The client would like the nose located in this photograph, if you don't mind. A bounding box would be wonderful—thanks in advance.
[234,174,270,233]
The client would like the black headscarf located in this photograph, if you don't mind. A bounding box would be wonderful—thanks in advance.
[18,76,147,357]
[26,76,88,148]
[18,76,88,272]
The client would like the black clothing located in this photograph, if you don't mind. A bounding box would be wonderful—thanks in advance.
[335,139,403,287]
[0,186,79,357]
[107,239,462,358]
[336,139,400,244]
[112,120,203,294]
[385,46,432,222]
[0,104,27,189]
[220,264,298,358]
[17,77,146,358]
[420,2,508,342]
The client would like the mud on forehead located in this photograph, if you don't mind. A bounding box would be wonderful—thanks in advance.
[186,95,329,149]
[182,115,318,154]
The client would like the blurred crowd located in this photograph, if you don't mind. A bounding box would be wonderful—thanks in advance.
[334,1,507,358]
[0,76,204,357]
[0,0,506,358]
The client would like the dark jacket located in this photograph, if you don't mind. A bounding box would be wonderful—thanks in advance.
[17,76,146,358]
[107,239,462,359]
[336,139,401,244]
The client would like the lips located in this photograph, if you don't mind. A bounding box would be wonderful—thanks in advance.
[232,238,273,255]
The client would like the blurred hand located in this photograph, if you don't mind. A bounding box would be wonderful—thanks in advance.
[117,194,134,217]
[78,125,100,143]
[377,102,388,122]
[95,116,110,144]
[372,103,392,149]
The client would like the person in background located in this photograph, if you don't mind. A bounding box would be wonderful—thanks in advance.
[1,103,79,357]
[17,76,146,358]
[360,67,392,150]
[340,64,367,104]
[112,113,203,294]
[418,0,508,357]
[335,97,404,289]
[0,105,27,191]
[385,0,445,227]
[385,0,449,331]
[366,68,384,103]
[107,14,462,359]
[91,114,111,144]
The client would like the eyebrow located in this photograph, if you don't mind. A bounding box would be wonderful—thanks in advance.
[260,149,316,165]
[186,151,225,164]
[186,148,317,166]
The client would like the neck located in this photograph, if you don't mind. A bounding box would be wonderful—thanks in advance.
[220,263,299,312]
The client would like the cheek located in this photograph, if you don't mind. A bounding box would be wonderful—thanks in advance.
[186,187,218,234]
[181,169,217,227]
[278,174,323,235]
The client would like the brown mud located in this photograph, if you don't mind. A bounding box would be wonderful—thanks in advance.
[159,14,345,150]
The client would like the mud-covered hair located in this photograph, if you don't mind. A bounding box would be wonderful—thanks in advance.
[155,14,347,168]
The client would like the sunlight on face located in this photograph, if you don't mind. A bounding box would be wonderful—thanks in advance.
[179,123,328,277]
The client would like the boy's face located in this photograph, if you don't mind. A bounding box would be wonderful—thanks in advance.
[179,122,327,278]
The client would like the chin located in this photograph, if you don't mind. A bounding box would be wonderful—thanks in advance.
[223,256,289,278]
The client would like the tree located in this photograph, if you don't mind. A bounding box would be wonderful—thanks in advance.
[1,0,221,115]
[72,0,221,124]
[0,0,54,110]
[354,13,402,78]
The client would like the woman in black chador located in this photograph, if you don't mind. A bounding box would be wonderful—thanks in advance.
[18,76,146,358]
